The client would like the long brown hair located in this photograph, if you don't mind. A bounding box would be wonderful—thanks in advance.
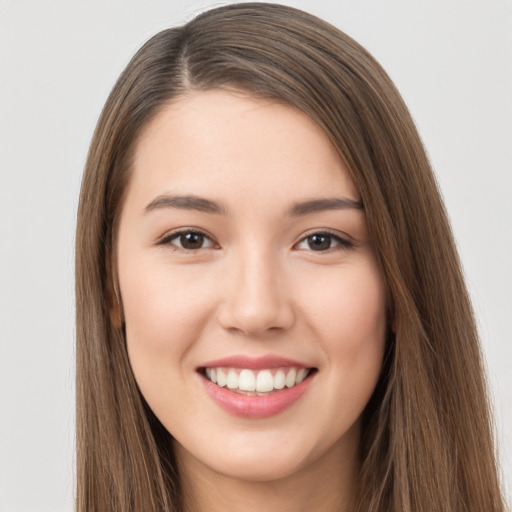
[75,3,506,511]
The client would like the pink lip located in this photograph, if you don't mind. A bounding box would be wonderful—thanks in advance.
[199,364,316,419]
[200,354,309,370]
[201,377,313,418]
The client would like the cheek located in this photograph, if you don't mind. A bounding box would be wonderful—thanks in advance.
[298,261,387,351]
[118,258,216,385]
[313,263,387,427]
[121,257,211,335]
[295,258,387,420]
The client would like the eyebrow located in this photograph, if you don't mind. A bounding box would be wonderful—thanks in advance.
[144,194,226,215]
[288,197,364,216]
[144,194,363,216]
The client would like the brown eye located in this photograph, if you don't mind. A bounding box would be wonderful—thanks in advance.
[179,232,205,249]
[295,231,354,252]
[306,234,332,251]
[162,230,216,251]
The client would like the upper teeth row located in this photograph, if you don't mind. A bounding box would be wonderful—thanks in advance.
[205,367,309,393]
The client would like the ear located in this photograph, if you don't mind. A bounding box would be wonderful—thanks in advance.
[106,254,124,329]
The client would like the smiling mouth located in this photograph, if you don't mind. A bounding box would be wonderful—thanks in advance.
[200,367,317,396]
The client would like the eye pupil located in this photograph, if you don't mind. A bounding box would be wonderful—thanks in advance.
[180,232,204,249]
[307,234,331,251]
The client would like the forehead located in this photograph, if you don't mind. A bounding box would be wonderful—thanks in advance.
[128,90,359,208]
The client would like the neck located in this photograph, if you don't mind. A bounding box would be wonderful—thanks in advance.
[176,434,360,512]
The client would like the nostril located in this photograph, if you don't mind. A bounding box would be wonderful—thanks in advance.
[217,301,296,336]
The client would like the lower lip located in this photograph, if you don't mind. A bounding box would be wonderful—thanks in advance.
[201,372,315,419]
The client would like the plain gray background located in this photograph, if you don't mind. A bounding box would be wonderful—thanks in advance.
[0,1,510,510]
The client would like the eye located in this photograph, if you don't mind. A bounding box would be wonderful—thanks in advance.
[295,231,353,252]
[159,230,217,251]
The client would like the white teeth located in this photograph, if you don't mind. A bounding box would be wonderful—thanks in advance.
[296,368,307,384]
[256,370,274,392]
[226,369,238,389]
[239,369,256,391]
[204,366,311,393]
[216,368,227,387]
[285,368,297,388]
[274,369,286,390]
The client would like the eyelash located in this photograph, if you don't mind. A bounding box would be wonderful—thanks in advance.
[157,229,218,252]
[295,229,355,252]
[157,228,355,253]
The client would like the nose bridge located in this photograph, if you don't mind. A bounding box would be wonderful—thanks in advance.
[218,241,294,335]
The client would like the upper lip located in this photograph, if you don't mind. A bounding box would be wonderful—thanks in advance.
[200,355,312,370]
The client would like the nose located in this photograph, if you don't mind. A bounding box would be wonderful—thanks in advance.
[217,248,295,336]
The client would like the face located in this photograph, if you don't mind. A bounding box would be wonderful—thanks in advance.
[116,90,387,483]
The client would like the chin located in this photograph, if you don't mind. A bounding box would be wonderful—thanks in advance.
[173,422,353,485]
[205,449,310,483]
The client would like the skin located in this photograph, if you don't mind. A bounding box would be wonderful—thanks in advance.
[116,90,387,512]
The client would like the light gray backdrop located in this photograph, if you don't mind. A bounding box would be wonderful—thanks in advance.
[0,1,510,510]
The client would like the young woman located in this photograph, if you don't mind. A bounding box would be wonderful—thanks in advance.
[75,3,506,511]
